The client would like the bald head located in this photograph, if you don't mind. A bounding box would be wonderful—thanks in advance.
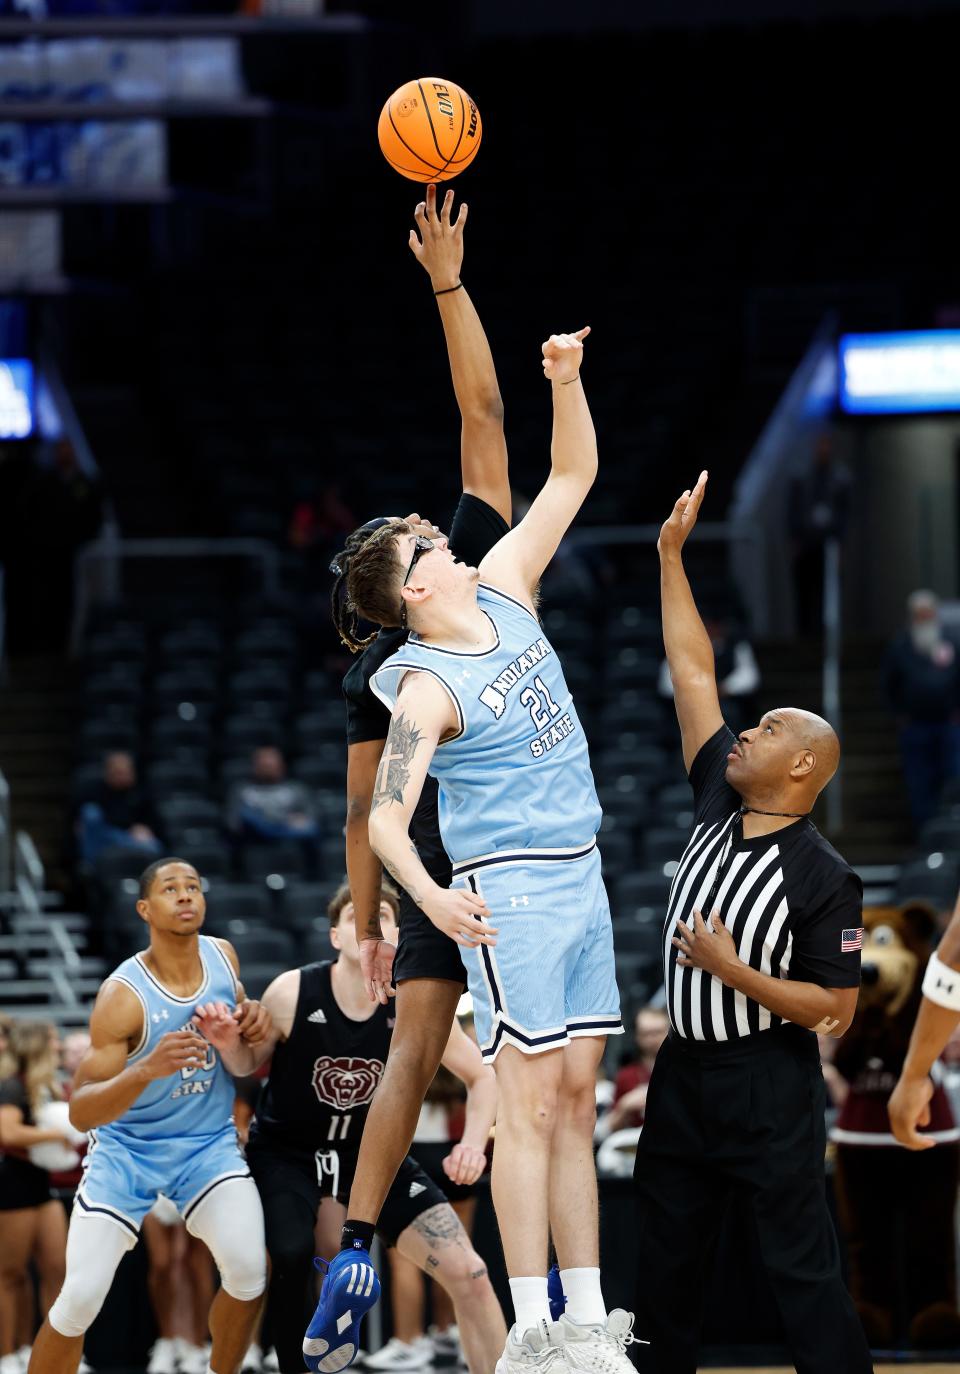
[776,708,841,791]
[725,706,840,805]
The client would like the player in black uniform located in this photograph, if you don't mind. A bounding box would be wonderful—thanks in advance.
[325,184,511,1270]
[247,883,505,1374]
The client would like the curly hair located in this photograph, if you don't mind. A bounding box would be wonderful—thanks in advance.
[330,520,409,652]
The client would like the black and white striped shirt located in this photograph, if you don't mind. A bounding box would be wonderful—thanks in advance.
[663,726,862,1042]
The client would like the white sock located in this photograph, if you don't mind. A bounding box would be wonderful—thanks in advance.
[559,1267,607,1326]
[508,1276,551,1337]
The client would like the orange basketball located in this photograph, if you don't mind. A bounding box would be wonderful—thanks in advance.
[377,77,482,183]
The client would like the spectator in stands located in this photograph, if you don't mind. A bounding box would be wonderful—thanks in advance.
[226,746,320,845]
[0,1012,29,1374]
[882,589,960,831]
[596,1006,669,1138]
[0,1017,13,1082]
[47,1031,90,1206]
[0,1023,73,1374]
[658,611,760,738]
[788,431,851,636]
[59,1033,89,1083]
[75,751,163,865]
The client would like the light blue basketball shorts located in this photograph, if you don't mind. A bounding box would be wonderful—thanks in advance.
[451,840,623,1062]
[76,1125,249,1239]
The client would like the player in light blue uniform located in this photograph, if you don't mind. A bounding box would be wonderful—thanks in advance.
[306,328,638,1374]
[30,859,273,1374]
[369,579,619,1061]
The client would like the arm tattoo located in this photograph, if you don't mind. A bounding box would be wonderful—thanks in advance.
[380,854,422,907]
[370,712,424,814]
[410,1203,468,1254]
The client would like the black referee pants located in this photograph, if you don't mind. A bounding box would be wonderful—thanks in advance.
[633,1026,873,1374]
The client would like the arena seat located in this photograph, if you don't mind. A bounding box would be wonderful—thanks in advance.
[240,843,310,884]
[221,921,296,966]
[196,881,267,922]
[917,816,960,858]
[895,856,960,907]
[614,871,670,911]
[641,826,687,867]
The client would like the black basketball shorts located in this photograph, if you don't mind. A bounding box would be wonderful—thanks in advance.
[247,1138,447,1247]
[393,889,467,988]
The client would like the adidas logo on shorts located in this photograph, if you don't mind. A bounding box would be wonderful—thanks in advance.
[307,1009,328,1024]
[408,1181,427,1198]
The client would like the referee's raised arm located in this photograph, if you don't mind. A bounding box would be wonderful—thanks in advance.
[657,471,725,771]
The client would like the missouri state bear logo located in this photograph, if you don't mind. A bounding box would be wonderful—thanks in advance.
[312,1056,385,1110]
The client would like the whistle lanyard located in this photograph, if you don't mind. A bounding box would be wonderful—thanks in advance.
[701,813,741,917]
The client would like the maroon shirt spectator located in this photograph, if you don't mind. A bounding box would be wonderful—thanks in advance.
[598,1006,669,1134]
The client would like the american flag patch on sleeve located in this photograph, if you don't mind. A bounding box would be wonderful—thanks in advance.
[841,928,864,952]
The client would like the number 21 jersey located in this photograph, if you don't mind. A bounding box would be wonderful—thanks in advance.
[370,582,602,865]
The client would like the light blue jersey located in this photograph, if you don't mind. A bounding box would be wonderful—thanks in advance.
[370,582,602,865]
[78,935,248,1234]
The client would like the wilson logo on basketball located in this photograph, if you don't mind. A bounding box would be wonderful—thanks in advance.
[311,1056,385,1110]
[397,98,418,118]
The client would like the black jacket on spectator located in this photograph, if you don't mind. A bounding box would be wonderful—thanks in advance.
[882,633,960,723]
[77,783,160,834]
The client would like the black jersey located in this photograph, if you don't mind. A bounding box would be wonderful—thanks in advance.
[663,725,863,1042]
[252,962,393,1154]
[342,494,509,886]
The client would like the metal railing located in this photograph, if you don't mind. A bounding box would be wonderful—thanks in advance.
[564,521,756,549]
[14,830,45,916]
[70,535,284,652]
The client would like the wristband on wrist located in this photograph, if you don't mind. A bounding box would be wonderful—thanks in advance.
[434,282,463,296]
[560,375,580,385]
[922,949,960,1010]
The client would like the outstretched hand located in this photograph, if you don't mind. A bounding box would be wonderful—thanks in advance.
[409,183,466,291]
[541,328,590,385]
[658,470,708,557]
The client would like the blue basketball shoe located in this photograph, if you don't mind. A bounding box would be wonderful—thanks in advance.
[547,1265,566,1322]
[303,1250,381,1374]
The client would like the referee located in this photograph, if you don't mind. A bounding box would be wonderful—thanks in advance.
[634,471,874,1374]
